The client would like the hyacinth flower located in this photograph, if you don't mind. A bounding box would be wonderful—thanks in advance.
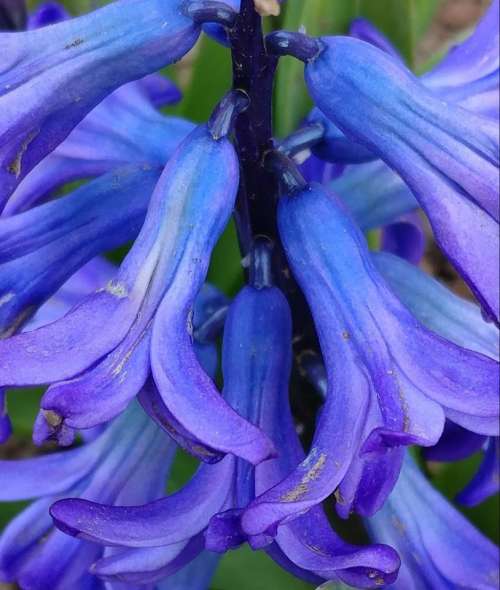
[0,92,275,464]
[0,0,239,208]
[0,268,228,589]
[373,252,500,508]
[0,400,178,590]
[267,30,500,324]
[5,0,192,215]
[304,248,499,512]
[366,453,499,590]
[300,1,499,169]
[51,243,400,588]
[240,170,498,538]
[0,163,160,338]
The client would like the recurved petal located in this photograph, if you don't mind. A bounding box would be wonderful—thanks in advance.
[51,457,236,548]
[373,252,500,360]
[39,326,152,433]
[0,0,200,206]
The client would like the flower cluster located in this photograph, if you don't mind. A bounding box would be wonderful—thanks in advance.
[0,0,498,589]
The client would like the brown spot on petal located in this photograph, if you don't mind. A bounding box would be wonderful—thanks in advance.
[65,38,84,49]
[280,452,327,502]
[7,130,38,178]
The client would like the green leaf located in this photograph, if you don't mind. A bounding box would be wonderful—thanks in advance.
[179,36,233,124]
[212,545,314,590]
[354,0,439,67]
[274,0,358,137]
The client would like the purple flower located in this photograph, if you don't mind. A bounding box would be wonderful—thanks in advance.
[0,0,201,208]
[51,249,400,588]
[0,401,177,590]
[0,112,274,464]
[299,34,499,323]
[241,180,498,537]
[366,453,499,590]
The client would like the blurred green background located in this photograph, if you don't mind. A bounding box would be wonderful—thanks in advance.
[2,1,497,589]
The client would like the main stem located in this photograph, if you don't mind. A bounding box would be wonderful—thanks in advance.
[229,0,278,254]
[229,1,320,369]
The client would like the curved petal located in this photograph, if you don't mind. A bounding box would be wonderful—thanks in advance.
[0,0,200,207]
[51,457,236,548]
[91,536,203,585]
[149,127,275,465]
[39,327,151,432]
[368,454,499,590]
[373,252,500,360]
[244,181,498,533]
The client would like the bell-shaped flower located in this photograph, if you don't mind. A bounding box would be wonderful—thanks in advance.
[51,249,400,588]
[0,163,160,338]
[241,178,498,538]
[276,30,499,322]
[300,2,498,167]
[0,401,177,590]
[0,0,209,207]
[0,101,274,464]
[366,453,499,590]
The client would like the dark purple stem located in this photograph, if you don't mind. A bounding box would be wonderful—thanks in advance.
[229,0,320,360]
[229,0,279,254]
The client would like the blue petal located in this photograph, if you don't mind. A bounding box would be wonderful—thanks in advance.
[0,0,200,207]
[367,453,499,590]
[305,36,499,322]
[0,164,159,338]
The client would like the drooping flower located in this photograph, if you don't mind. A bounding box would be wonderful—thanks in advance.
[366,453,499,590]
[51,243,400,588]
[241,176,498,538]
[0,400,177,590]
[0,96,274,464]
[0,0,216,208]
[269,27,499,323]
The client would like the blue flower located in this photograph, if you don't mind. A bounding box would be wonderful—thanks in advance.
[366,453,499,590]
